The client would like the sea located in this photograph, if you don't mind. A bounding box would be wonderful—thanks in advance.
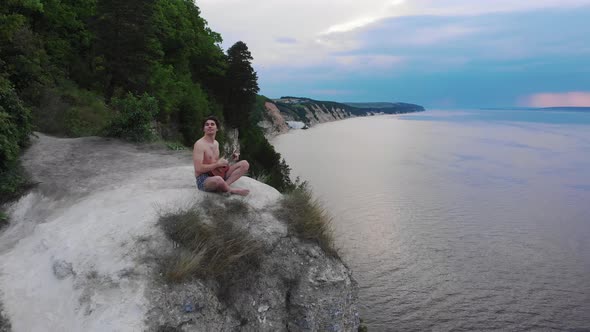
[272,108,590,331]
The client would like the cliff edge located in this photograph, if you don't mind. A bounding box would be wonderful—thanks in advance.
[0,134,359,331]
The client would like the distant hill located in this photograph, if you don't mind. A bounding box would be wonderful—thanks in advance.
[344,102,409,108]
[344,101,425,115]
[254,96,425,137]
[275,97,425,118]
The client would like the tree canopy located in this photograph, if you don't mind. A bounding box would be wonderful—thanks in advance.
[0,0,293,197]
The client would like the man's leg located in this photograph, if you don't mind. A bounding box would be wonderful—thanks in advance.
[203,175,249,196]
[225,160,249,185]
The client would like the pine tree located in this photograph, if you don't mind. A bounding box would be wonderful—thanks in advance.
[224,41,259,129]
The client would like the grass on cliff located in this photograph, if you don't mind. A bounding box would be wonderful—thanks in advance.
[157,198,263,288]
[275,182,338,257]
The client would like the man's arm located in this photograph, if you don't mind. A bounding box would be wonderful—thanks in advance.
[193,142,222,174]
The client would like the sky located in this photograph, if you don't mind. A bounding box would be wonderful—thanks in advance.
[197,0,590,108]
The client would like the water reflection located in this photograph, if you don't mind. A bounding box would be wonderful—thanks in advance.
[273,110,590,331]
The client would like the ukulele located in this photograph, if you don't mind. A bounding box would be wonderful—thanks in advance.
[210,148,240,179]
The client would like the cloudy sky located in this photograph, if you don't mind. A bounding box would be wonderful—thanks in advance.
[198,0,590,108]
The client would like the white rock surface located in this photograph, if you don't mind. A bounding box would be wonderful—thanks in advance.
[0,133,359,332]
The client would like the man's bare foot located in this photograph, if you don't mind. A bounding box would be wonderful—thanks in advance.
[230,188,250,196]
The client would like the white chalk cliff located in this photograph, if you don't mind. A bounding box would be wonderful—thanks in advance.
[0,134,359,331]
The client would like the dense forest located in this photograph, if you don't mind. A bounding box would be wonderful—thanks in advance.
[0,0,294,210]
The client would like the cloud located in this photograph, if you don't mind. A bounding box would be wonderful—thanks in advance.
[197,1,590,105]
[197,1,590,69]
[521,92,590,107]
[322,0,406,34]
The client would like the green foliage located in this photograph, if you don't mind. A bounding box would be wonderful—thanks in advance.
[33,83,110,137]
[177,81,211,146]
[0,77,31,169]
[250,94,271,124]
[94,0,156,97]
[224,41,259,129]
[108,92,158,142]
[0,8,49,100]
[164,141,186,151]
[0,210,7,226]
[358,320,369,332]
[147,63,183,120]
[0,112,20,169]
[239,124,293,192]
[0,77,34,223]
[0,160,34,205]
[0,0,295,195]
[275,182,338,257]
[63,89,110,137]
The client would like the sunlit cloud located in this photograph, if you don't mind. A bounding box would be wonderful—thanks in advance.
[198,0,590,66]
[522,92,590,107]
[322,0,406,34]
[324,16,381,34]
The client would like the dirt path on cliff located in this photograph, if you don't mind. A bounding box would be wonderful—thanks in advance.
[22,133,193,200]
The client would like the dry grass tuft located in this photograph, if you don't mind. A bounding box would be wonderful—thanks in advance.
[158,199,263,285]
[275,182,338,257]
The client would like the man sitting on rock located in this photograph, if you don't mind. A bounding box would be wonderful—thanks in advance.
[193,116,250,196]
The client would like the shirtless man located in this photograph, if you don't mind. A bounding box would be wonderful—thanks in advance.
[193,116,250,196]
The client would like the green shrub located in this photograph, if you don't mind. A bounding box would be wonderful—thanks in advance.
[358,323,368,332]
[108,92,159,142]
[177,83,209,146]
[0,112,20,170]
[33,84,110,137]
[239,124,294,192]
[275,182,338,257]
[0,211,7,229]
[164,141,186,151]
[62,88,111,137]
[0,77,33,210]
[0,160,34,205]
[0,77,31,155]
[0,159,35,229]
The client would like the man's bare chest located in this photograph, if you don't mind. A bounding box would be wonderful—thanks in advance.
[203,144,219,161]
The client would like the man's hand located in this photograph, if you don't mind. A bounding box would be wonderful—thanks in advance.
[231,149,240,161]
[217,158,229,167]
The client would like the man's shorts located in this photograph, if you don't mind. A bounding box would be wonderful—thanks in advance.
[195,173,210,191]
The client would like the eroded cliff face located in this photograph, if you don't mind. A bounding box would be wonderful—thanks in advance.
[301,104,352,126]
[0,134,360,332]
[258,102,290,138]
[261,97,424,137]
[258,99,356,137]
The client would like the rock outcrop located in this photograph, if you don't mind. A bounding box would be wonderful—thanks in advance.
[258,102,290,139]
[0,134,359,331]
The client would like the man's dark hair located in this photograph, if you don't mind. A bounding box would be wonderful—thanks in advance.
[202,115,221,129]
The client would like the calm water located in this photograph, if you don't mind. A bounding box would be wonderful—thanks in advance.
[272,109,590,331]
